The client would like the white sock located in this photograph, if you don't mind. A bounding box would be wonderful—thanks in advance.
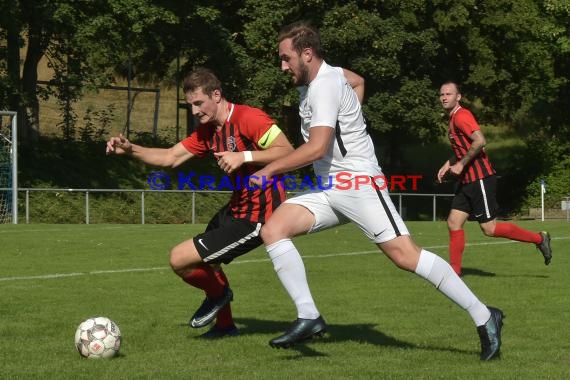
[266,238,320,319]
[415,249,491,326]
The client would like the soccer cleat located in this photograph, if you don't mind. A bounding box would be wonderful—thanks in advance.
[477,307,504,361]
[537,231,552,265]
[269,316,327,348]
[199,324,239,339]
[189,287,233,328]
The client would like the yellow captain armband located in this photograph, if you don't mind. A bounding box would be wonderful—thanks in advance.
[258,124,282,149]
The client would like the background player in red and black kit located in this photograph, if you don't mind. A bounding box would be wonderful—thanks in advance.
[106,67,294,338]
[437,81,552,276]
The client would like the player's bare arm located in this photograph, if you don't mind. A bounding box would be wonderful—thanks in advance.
[106,134,194,168]
[342,68,365,104]
[449,130,486,176]
[250,126,334,185]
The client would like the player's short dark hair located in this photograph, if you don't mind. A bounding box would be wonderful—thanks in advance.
[441,81,461,94]
[278,20,323,58]
[182,67,222,97]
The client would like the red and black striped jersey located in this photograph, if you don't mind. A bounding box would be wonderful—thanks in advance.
[181,103,286,223]
[448,106,495,184]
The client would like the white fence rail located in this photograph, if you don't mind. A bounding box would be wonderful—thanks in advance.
[7,188,456,224]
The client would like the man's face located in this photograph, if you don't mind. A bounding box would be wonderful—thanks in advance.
[439,83,461,112]
[185,87,221,124]
[278,38,310,86]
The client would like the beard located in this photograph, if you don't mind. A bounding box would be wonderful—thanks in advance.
[293,61,310,86]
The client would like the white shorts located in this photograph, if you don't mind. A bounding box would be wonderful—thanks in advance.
[285,176,409,244]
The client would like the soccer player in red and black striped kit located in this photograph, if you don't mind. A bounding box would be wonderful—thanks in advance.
[106,68,293,338]
[437,81,552,276]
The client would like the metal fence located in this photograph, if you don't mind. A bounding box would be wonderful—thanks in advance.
[562,196,570,221]
[12,188,456,224]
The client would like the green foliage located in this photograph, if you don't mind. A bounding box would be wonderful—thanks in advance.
[18,135,235,223]
[72,0,178,84]
[2,0,568,216]
[79,105,116,144]
[524,143,570,209]
[21,189,229,224]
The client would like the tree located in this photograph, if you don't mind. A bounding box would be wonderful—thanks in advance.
[1,0,567,212]
[239,1,447,169]
[0,0,177,142]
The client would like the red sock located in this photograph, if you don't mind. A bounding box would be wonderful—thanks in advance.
[182,264,224,298]
[184,266,234,328]
[212,268,234,328]
[213,269,234,328]
[215,304,234,328]
[493,223,542,244]
[449,229,465,275]
[214,268,229,288]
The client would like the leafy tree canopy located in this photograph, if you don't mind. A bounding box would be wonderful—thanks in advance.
[1,0,568,210]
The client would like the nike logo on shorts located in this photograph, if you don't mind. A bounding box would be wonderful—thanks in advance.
[197,239,209,251]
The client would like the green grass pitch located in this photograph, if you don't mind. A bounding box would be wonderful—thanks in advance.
[0,221,568,379]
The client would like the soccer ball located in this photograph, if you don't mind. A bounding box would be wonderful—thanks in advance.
[75,316,122,359]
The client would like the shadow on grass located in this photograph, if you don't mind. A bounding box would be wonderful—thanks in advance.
[462,266,550,279]
[209,318,477,358]
[461,267,497,277]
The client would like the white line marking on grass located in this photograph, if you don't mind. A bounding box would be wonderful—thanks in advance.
[0,272,86,281]
[0,267,169,282]
[1,237,567,282]
[90,267,167,274]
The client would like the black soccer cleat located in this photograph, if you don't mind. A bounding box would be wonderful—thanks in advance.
[477,307,504,361]
[537,231,552,265]
[269,316,327,348]
[189,286,233,328]
[199,324,239,339]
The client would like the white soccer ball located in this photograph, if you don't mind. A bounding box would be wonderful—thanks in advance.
[75,316,122,359]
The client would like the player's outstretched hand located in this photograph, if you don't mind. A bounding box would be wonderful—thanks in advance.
[106,133,132,156]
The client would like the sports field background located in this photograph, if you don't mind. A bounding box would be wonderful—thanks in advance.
[0,221,567,379]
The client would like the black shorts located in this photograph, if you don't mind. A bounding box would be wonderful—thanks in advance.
[451,175,498,223]
[193,205,263,265]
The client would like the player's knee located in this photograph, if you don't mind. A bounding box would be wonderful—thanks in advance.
[395,254,417,271]
[385,248,417,271]
[480,224,495,237]
[447,218,460,231]
[259,225,271,244]
[260,223,280,244]
[169,245,186,272]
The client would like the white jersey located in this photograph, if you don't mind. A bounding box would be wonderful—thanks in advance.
[289,62,409,243]
[298,62,381,185]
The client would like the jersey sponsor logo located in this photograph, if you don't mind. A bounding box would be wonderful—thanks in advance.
[226,136,237,152]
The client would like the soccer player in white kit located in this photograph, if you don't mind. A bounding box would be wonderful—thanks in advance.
[250,20,504,361]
